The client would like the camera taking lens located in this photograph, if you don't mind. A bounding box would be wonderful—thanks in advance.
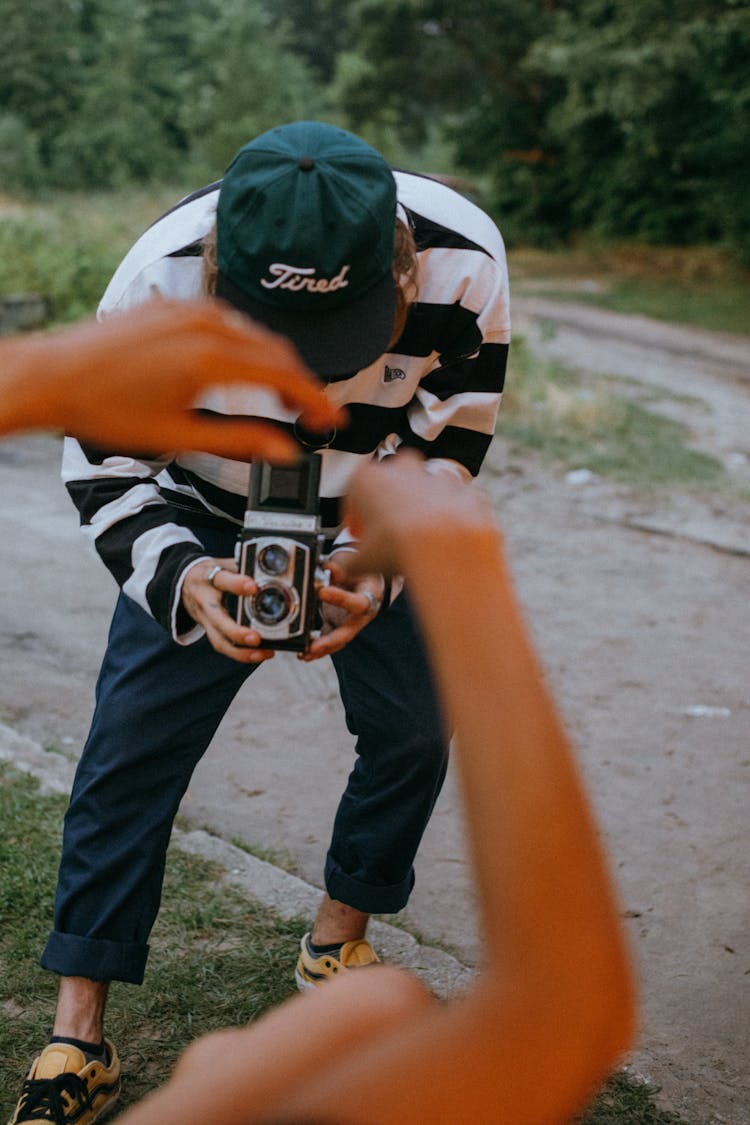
[251,584,294,626]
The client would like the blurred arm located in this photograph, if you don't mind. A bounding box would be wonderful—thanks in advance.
[0,299,338,454]
[113,454,636,1125]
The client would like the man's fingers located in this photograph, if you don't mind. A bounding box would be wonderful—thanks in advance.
[206,623,276,664]
[184,559,277,663]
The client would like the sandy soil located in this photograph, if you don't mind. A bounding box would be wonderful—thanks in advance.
[0,300,747,1123]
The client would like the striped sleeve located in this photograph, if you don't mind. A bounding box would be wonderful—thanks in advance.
[62,437,210,641]
[394,246,509,476]
[390,173,511,477]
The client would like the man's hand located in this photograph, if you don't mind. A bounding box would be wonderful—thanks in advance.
[299,551,385,662]
[181,558,275,664]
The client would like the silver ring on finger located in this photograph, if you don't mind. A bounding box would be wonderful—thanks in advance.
[363,591,381,616]
[205,564,223,588]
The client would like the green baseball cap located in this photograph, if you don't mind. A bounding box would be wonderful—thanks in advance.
[215,121,398,378]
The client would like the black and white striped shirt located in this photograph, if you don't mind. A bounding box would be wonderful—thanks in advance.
[62,170,511,643]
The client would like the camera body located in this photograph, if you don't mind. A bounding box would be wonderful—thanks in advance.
[235,453,326,651]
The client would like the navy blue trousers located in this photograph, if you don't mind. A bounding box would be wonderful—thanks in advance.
[42,527,448,984]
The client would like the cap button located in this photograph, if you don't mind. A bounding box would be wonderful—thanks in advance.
[298,156,316,171]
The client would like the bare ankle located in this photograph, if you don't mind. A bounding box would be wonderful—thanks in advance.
[311,896,370,945]
[52,976,110,1043]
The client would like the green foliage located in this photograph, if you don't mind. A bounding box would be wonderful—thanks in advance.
[0,191,177,322]
[527,1,750,256]
[0,115,43,193]
[0,0,323,191]
[580,1069,689,1123]
[0,217,119,322]
[317,0,750,260]
[180,0,321,180]
[1,0,748,260]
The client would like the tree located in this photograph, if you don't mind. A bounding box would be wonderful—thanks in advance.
[529,0,750,250]
[313,0,750,255]
[179,0,323,179]
[0,0,82,172]
[50,0,185,187]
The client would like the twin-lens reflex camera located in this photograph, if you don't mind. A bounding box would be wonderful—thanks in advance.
[235,452,327,652]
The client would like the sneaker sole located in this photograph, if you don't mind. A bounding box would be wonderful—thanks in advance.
[93,1092,120,1124]
[11,1092,119,1125]
[294,966,318,993]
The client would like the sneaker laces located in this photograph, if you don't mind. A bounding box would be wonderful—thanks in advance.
[16,1073,94,1124]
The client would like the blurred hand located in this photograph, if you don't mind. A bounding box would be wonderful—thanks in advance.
[343,451,497,580]
[8,298,342,459]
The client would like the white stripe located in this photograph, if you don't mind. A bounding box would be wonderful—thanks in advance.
[100,191,218,314]
[416,246,511,339]
[91,485,166,537]
[173,452,250,498]
[62,438,169,484]
[319,448,375,498]
[408,388,501,441]
[394,170,507,262]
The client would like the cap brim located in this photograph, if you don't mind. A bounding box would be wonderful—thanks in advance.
[215,270,396,379]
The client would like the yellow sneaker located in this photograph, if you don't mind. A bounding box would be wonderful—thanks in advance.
[8,1039,120,1125]
[295,931,380,991]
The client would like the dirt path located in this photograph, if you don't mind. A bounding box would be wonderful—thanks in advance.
[0,302,747,1123]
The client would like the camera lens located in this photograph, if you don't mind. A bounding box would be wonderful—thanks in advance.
[258,543,290,576]
[252,584,292,626]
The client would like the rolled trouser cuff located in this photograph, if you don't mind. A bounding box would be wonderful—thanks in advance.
[41,930,148,984]
[324,856,414,915]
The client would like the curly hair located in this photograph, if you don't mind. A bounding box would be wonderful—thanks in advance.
[202,217,418,353]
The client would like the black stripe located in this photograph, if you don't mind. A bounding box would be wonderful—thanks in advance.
[420,343,508,401]
[160,488,240,530]
[190,403,408,457]
[168,241,205,259]
[410,211,491,257]
[94,507,176,587]
[399,425,492,477]
[66,477,151,525]
[145,541,207,626]
[328,403,407,453]
[393,301,482,360]
[168,465,247,522]
[319,496,341,531]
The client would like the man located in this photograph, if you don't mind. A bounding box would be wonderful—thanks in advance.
[10,121,510,1124]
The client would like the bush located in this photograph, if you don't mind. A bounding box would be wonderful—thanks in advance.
[0,213,124,323]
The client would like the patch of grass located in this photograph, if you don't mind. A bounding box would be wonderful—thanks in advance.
[0,764,302,1115]
[579,1070,688,1124]
[0,764,692,1122]
[509,243,750,336]
[502,338,726,489]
